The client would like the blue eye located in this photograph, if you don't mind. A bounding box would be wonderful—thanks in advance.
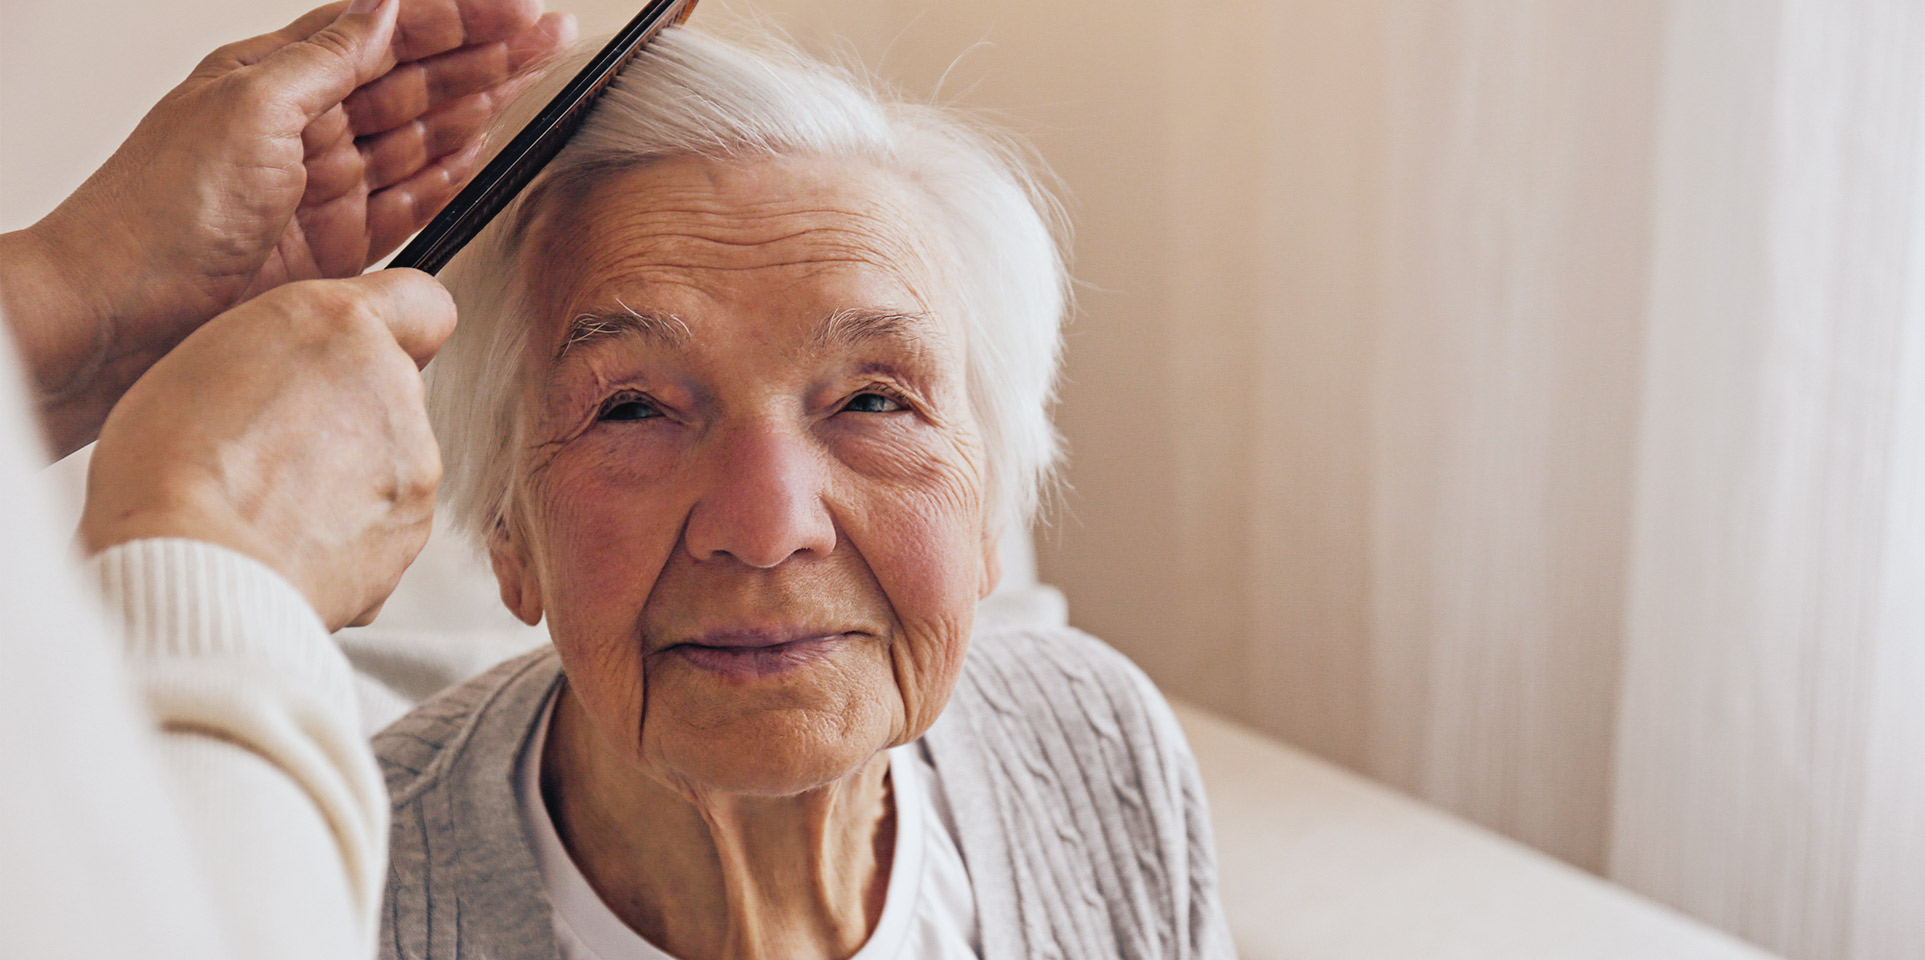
[843,391,903,414]
[599,396,662,421]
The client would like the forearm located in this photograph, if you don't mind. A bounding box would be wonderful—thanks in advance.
[92,538,391,957]
[0,223,137,457]
[159,736,371,960]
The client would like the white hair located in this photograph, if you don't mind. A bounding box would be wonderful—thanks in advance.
[426,28,1069,546]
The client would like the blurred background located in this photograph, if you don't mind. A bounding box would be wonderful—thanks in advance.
[6,1,1924,958]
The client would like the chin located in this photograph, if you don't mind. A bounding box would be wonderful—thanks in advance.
[644,694,899,798]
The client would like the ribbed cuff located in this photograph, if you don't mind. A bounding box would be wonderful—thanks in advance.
[91,538,388,943]
[89,538,352,719]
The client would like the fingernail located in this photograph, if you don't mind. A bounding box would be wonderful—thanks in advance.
[347,0,384,15]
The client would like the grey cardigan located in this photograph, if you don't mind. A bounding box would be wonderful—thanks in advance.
[372,624,1236,960]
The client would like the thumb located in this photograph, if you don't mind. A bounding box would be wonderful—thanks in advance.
[243,0,401,125]
[348,269,459,368]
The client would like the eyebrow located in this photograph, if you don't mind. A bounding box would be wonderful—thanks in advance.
[551,305,934,363]
[554,304,692,361]
[812,309,931,350]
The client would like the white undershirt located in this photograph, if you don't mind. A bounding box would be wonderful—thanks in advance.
[514,687,980,960]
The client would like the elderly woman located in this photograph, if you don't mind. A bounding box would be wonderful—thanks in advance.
[374,28,1231,960]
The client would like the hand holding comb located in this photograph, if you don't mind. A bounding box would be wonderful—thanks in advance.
[388,0,698,274]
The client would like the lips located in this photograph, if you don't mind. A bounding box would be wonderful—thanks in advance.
[665,629,852,679]
[683,628,841,649]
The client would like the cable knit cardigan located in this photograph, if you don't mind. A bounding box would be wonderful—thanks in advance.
[373,624,1236,960]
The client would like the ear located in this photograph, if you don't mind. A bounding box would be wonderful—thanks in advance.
[979,524,1003,600]
[488,515,545,626]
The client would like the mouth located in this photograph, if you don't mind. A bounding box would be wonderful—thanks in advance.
[665,630,852,679]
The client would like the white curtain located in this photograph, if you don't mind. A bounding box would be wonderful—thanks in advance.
[1368,0,1660,874]
[1612,1,1925,955]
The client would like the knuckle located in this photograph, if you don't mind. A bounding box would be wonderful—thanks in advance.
[299,27,366,81]
[336,297,386,337]
[222,67,284,112]
[277,281,373,338]
[197,42,248,72]
[408,449,445,500]
[326,282,386,326]
[391,443,443,507]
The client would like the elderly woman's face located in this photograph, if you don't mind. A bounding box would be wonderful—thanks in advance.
[494,155,994,796]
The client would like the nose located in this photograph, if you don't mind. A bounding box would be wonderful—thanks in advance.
[683,420,837,567]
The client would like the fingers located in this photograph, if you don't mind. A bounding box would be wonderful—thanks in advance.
[362,136,491,258]
[510,10,580,76]
[343,12,572,136]
[512,11,579,62]
[232,0,543,68]
[389,0,544,63]
[357,91,494,190]
[291,187,374,278]
[299,112,495,269]
[304,78,506,210]
[344,40,513,136]
[195,0,566,138]
[303,102,354,161]
[341,269,458,366]
[294,5,573,271]
[241,0,401,127]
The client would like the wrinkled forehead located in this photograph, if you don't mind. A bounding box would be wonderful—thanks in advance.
[518,154,962,357]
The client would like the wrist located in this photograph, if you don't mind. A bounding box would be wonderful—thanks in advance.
[89,538,347,710]
[81,493,342,630]
[0,223,115,403]
[83,492,274,581]
[0,208,188,456]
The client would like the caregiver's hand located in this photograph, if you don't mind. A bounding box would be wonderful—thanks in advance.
[0,0,573,456]
[80,271,455,631]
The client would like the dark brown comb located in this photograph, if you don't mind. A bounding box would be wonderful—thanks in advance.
[388,0,698,274]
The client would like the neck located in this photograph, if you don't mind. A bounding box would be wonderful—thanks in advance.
[542,685,895,960]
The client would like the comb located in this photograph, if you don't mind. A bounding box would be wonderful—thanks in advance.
[387,0,699,274]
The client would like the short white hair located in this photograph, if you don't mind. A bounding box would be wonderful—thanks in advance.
[426,28,1069,545]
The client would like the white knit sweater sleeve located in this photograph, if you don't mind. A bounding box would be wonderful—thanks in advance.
[91,539,391,960]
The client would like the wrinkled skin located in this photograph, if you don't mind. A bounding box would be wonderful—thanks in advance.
[489,155,999,958]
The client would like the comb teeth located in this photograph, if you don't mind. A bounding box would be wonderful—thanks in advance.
[388,0,699,275]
